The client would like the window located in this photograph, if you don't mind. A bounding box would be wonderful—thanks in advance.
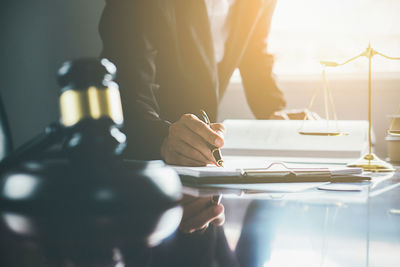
[268,0,400,75]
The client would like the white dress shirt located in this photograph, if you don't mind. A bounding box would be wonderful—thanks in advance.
[204,0,235,63]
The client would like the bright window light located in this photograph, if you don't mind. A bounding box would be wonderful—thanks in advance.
[268,0,400,75]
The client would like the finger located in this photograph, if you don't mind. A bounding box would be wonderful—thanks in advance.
[303,109,321,120]
[210,123,225,138]
[210,212,225,226]
[174,151,205,166]
[181,197,211,220]
[287,111,304,120]
[269,113,285,120]
[311,111,322,120]
[301,109,311,120]
[181,114,224,148]
[186,203,224,224]
[169,138,211,164]
[300,112,308,120]
[183,222,210,234]
[179,223,202,234]
[180,205,223,233]
[180,195,198,205]
[171,124,216,164]
[276,111,290,120]
[166,149,205,166]
[180,205,224,233]
[305,110,314,120]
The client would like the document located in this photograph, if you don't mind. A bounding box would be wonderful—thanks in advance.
[222,120,369,158]
[182,182,326,196]
[171,157,366,184]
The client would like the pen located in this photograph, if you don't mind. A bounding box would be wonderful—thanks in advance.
[211,195,223,205]
[199,110,223,207]
[199,109,224,167]
[207,195,223,208]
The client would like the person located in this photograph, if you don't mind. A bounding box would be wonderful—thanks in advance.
[98,0,308,166]
[99,0,310,265]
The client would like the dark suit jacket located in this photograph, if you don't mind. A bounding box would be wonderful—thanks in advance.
[99,0,286,159]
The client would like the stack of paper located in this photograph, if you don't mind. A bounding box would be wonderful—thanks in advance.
[222,120,369,158]
[171,158,366,184]
[172,120,371,186]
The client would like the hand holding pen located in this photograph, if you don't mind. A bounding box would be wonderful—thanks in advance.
[199,110,224,167]
[161,111,224,234]
[179,195,224,234]
[161,112,225,166]
[199,110,223,208]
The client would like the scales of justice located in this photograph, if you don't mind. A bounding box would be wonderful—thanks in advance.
[298,43,400,172]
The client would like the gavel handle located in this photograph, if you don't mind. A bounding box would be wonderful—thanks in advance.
[0,123,64,173]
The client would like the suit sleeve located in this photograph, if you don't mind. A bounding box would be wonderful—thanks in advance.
[238,0,286,119]
[99,0,170,160]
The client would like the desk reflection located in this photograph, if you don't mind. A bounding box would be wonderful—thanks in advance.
[224,168,400,267]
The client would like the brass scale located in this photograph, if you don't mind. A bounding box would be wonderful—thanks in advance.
[298,43,400,172]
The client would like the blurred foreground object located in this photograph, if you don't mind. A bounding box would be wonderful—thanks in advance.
[0,93,13,161]
[0,58,182,266]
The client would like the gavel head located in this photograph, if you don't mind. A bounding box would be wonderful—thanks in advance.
[57,58,126,163]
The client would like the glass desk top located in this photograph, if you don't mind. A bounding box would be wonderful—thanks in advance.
[191,166,400,267]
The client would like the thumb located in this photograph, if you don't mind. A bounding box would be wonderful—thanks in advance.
[210,123,225,138]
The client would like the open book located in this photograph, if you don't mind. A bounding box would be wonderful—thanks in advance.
[221,120,369,158]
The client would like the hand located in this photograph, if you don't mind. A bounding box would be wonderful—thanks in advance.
[270,109,321,120]
[179,195,225,234]
[161,114,225,166]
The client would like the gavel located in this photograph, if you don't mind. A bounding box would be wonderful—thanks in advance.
[0,58,182,266]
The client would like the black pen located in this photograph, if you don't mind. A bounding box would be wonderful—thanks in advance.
[199,110,223,206]
[199,110,224,167]
[211,195,223,205]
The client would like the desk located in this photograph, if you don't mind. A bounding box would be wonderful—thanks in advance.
[203,166,400,267]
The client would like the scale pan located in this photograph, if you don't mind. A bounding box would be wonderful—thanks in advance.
[387,130,400,136]
[298,131,348,136]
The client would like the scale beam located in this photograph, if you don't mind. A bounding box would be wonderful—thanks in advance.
[310,43,399,172]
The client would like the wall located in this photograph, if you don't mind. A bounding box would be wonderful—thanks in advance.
[1,1,399,159]
[0,0,105,148]
[218,73,400,158]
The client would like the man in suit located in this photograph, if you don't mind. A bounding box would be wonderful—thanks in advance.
[99,0,298,266]
[99,0,292,166]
